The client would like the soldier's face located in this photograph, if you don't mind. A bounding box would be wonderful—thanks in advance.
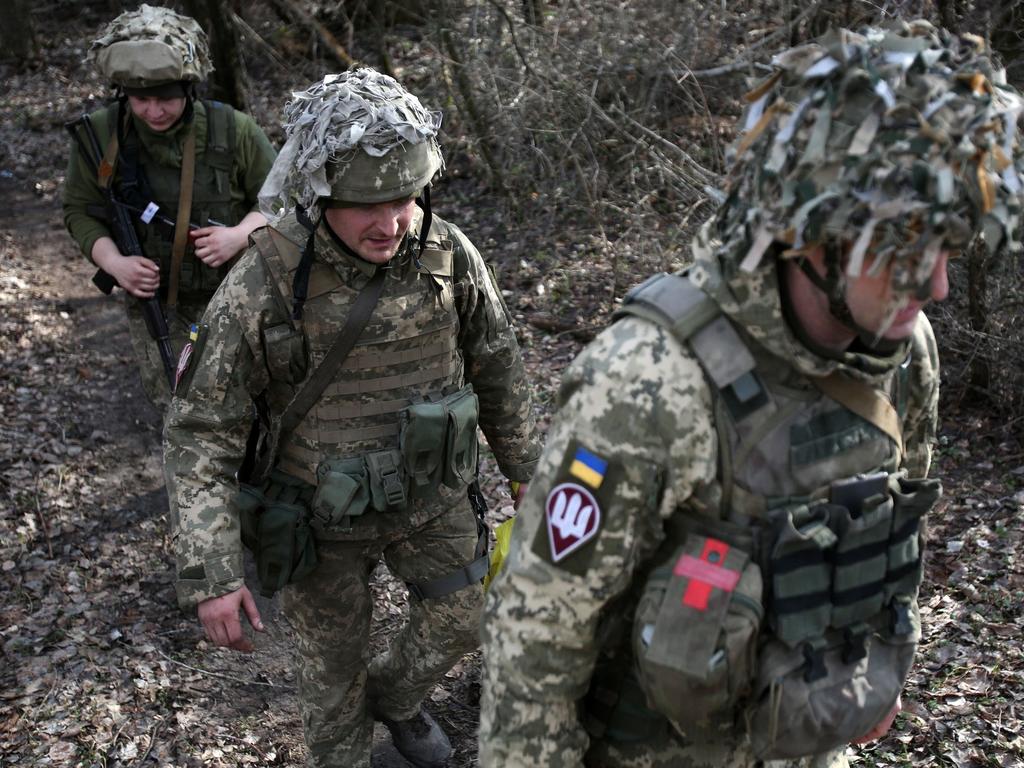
[324,197,418,264]
[127,95,187,132]
[845,250,950,340]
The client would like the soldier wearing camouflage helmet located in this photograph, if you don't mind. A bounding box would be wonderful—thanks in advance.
[63,4,275,408]
[480,19,1023,768]
[163,69,541,767]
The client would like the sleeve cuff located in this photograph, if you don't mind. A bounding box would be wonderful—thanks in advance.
[498,457,540,484]
[174,551,245,610]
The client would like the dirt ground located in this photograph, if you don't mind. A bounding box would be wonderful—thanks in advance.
[2,6,1024,768]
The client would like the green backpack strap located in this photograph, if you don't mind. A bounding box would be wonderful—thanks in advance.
[202,99,235,196]
[616,272,768,420]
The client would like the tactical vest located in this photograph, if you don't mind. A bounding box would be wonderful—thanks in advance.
[588,272,940,760]
[252,218,467,491]
[108,100,244,302]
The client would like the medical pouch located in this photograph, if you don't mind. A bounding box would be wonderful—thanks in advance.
[885,476,940,602]
[400,400,448,496]
[747,615,917,759]
[311,457,370,532]
[767,503,837,648]
[443,386,480,489]
[633,534,762,740]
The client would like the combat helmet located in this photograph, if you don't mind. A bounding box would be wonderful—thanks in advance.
[714,19,1024,340]
[258,68,445,317]
[87,4,213,92]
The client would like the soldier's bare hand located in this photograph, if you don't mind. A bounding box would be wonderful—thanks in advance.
[190,225,247,268]
[197,586,264,652]
[851,695,901,744]
[110,255,160,298]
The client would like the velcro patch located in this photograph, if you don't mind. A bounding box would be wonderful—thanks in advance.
[545,483,601,562]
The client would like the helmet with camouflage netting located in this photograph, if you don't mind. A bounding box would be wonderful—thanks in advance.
[714,18,1024,333]
[88,4,213,90]
[258,68,444,222]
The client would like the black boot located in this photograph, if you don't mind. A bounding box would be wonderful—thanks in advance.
[380,708,453,768]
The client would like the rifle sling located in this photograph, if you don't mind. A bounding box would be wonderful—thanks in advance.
[167,124,197,309]
[279,267,388,440]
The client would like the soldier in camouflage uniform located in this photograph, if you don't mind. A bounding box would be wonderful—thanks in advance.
[481,20,1024,768]
[164,69,540,767]
[63,4,276,409]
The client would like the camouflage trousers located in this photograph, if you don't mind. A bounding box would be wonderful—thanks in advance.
[584,732,848,768]
[281,498,485,768]
[125,296,208,411]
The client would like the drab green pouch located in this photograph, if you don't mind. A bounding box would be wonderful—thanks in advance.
[633,534,763,741]
[443,386,479,489]
[233,481,318,597]
[311,457,370,532]
[885,476,941,603]
[400,401,448,496]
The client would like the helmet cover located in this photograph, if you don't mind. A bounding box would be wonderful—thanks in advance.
[88,4,213,89]
[715,19,1024,304]
[258,68,444,221]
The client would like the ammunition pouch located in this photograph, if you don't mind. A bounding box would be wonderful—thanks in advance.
[400,384,480,498]
[311,456,370,532]
[236,473,318,598]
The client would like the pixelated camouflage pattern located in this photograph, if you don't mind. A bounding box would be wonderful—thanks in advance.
[88,4,213,87]
[259,69,444,221]
[479,241,939,766]
[164,210,540,608]
[716,19,1024,320]
[283,501,482,767]
[125,297,207,410]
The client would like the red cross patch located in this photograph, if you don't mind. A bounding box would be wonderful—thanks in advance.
[545,483,601,562]
[674,538,740,611]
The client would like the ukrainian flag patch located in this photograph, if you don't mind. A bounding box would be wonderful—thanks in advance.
[569,446,608,489]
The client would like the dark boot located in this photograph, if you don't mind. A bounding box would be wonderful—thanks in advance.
[380,708,453,768]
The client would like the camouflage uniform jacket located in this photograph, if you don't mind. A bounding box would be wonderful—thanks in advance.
[165,211,541,608]
[63,100,275,270]
[479,228,939,767]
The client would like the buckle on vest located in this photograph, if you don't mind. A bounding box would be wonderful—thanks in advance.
[890,596,915,637]
[368,450,406,507]
[842,622,870,664]
[802,638,828,682]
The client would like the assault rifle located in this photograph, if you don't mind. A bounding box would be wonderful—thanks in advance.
[65,114,176,388]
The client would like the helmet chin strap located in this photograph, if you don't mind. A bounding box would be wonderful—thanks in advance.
[797,241,896,352]
[291,203,322,320]
[415,184,432,269]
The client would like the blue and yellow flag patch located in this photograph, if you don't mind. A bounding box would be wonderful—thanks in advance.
[569,446,608,489]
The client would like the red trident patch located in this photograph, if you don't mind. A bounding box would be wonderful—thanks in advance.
[545,483,601,562]
[674,538,740,611]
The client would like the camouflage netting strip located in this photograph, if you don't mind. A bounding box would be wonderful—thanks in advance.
[86,3,212,82]
[717,19,1024,294]
[259,69,444,221]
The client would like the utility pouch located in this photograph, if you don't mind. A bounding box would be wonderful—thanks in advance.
[367,449,408,512]
[747,618,916,759]
[311,457,370,533]
[443,386,480,489]
[829,492,892,628]
[400,400,448,496]
[233,478,318,597]
[262,323,308,385]
[884,476,940,603]
[633,534,762,741]
[767,503,837,648]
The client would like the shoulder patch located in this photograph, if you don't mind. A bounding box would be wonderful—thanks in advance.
[532,439,621,573]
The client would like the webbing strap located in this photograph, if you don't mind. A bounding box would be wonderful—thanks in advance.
[406,515,489,600]
[167,123,197,309]
[98,130,119,191]
[811,372,905,458]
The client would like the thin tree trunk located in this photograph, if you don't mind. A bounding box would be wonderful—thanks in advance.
[1,0,37,62]
[182,0,249,110]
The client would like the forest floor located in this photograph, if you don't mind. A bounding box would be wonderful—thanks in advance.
[2,6,1023,768]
